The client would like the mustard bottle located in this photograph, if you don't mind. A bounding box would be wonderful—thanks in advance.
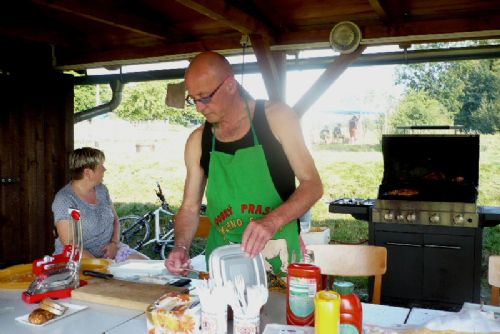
[314,290,340,334]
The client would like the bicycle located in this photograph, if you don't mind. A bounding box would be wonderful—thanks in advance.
[119,182,207,260]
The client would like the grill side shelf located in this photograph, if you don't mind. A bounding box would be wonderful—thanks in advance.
[479,206,500,228]
[328,201,373,221]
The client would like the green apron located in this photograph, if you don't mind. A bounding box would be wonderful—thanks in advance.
[205,106,301,276]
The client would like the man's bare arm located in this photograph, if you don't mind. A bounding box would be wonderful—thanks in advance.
[173,126,207,250]
[264,102,323,227]
[241,102,323,256]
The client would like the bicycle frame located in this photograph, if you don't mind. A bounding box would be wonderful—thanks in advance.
[120,182,206,259]
[140,205,175,248]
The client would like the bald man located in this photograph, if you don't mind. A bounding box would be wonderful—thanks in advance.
[165,51,323,277]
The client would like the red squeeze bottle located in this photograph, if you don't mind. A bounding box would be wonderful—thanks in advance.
[333,281,363,334]
[286,251,322,326]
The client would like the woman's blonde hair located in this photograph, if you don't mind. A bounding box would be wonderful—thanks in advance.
[69,147,105,180]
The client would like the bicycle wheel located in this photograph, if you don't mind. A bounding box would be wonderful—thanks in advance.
[119,215,151,250]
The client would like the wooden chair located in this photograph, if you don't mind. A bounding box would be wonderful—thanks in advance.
[489,255,500,306]
[306,244,387,304]
[194,216,211,238]
[172,215,211,238]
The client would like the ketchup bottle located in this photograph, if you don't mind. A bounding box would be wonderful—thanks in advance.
[333,281,363,334]
[286,250,321,326]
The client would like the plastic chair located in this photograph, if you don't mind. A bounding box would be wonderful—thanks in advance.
[489,255,500,306]
[306,244,387,304]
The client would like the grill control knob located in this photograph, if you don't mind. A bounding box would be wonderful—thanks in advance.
[429,213,440,224]
[397,214,405,222]
[407,213,416,222]
[454,214,465,225]
[384,212,394,221]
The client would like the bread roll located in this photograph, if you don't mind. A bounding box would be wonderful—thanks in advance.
[28,308,55,325]
[40,298,67,316]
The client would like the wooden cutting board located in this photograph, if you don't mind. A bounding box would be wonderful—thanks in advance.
[71,279,188,310]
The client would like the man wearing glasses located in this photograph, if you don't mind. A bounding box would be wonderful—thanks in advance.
[165,51,323,277]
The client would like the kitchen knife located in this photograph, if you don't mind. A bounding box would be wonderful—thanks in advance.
[83,270,114,279]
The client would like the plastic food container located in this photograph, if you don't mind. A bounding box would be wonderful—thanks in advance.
[300,227,331,245]
[146,292,200,334]
[209,244,267,288]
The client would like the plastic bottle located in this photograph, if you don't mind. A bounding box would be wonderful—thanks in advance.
[333,281,363,334]
[286,250,322,326]
[314,290,341,334]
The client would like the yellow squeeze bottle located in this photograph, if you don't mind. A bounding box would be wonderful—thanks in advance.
[314,290,341,334]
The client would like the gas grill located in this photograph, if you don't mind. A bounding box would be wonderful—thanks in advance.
[329,129,500,309]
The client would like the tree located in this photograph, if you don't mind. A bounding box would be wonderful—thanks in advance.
[74,84,112,113]
[388,90,452,131]
[113,80,203,125]
[396,62,464,116]
[396,56,500,133]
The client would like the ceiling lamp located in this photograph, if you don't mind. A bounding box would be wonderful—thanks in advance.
[329,21,362,54]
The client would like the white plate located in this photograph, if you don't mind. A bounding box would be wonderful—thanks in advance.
[209,244,267,288]
[15,302,88,326]
[263,323,314,334]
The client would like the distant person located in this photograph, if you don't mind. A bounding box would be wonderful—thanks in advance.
[52,147,148,262]
[349,115,360,143]
[333,123,343,143]
[319,126,331,144]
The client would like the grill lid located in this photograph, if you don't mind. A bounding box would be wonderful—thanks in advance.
[378,134,479,203]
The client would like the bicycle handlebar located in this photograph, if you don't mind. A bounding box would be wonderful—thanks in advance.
[155,182,166,204]
[155,181,206,215]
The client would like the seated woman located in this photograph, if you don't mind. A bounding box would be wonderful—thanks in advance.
[52,147,148,262]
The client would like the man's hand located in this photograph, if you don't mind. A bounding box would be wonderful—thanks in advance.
[102,242,118,259]
[241,218,279,257]
[165,246,191,276]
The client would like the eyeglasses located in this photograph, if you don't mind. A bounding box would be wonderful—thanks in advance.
[185,77,228,106]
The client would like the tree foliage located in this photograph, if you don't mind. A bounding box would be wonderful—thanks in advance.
[75,80,203,126]
[388,90,452,130]
[115,80,203,126]
[396,57,499,133]
[74,84,112,112]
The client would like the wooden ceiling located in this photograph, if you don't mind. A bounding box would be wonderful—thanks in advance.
[1,0,499,70]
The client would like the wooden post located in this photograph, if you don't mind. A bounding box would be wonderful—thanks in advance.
[293,45,367,117]
[250,34,284,102]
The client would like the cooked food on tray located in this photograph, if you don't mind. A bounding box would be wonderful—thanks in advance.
[387,188,419,196]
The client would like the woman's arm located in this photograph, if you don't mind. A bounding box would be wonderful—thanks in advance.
[101,206,120,259]
[55,220,95,258]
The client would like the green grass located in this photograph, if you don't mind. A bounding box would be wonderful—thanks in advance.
[102,128,499,297]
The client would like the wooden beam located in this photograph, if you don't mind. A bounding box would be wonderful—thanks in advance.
[293,46,367,117]
[368,0,389,21]
[33,0,185,42]
[277,12,500,46]
[252,0,290,32]
[175,0,273,37]
[272,51,287,101]
[250,34,283,102]
[57,33,245,70]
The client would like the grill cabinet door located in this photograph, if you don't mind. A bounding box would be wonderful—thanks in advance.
[422,234,475,303]
[375,231,423,300]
